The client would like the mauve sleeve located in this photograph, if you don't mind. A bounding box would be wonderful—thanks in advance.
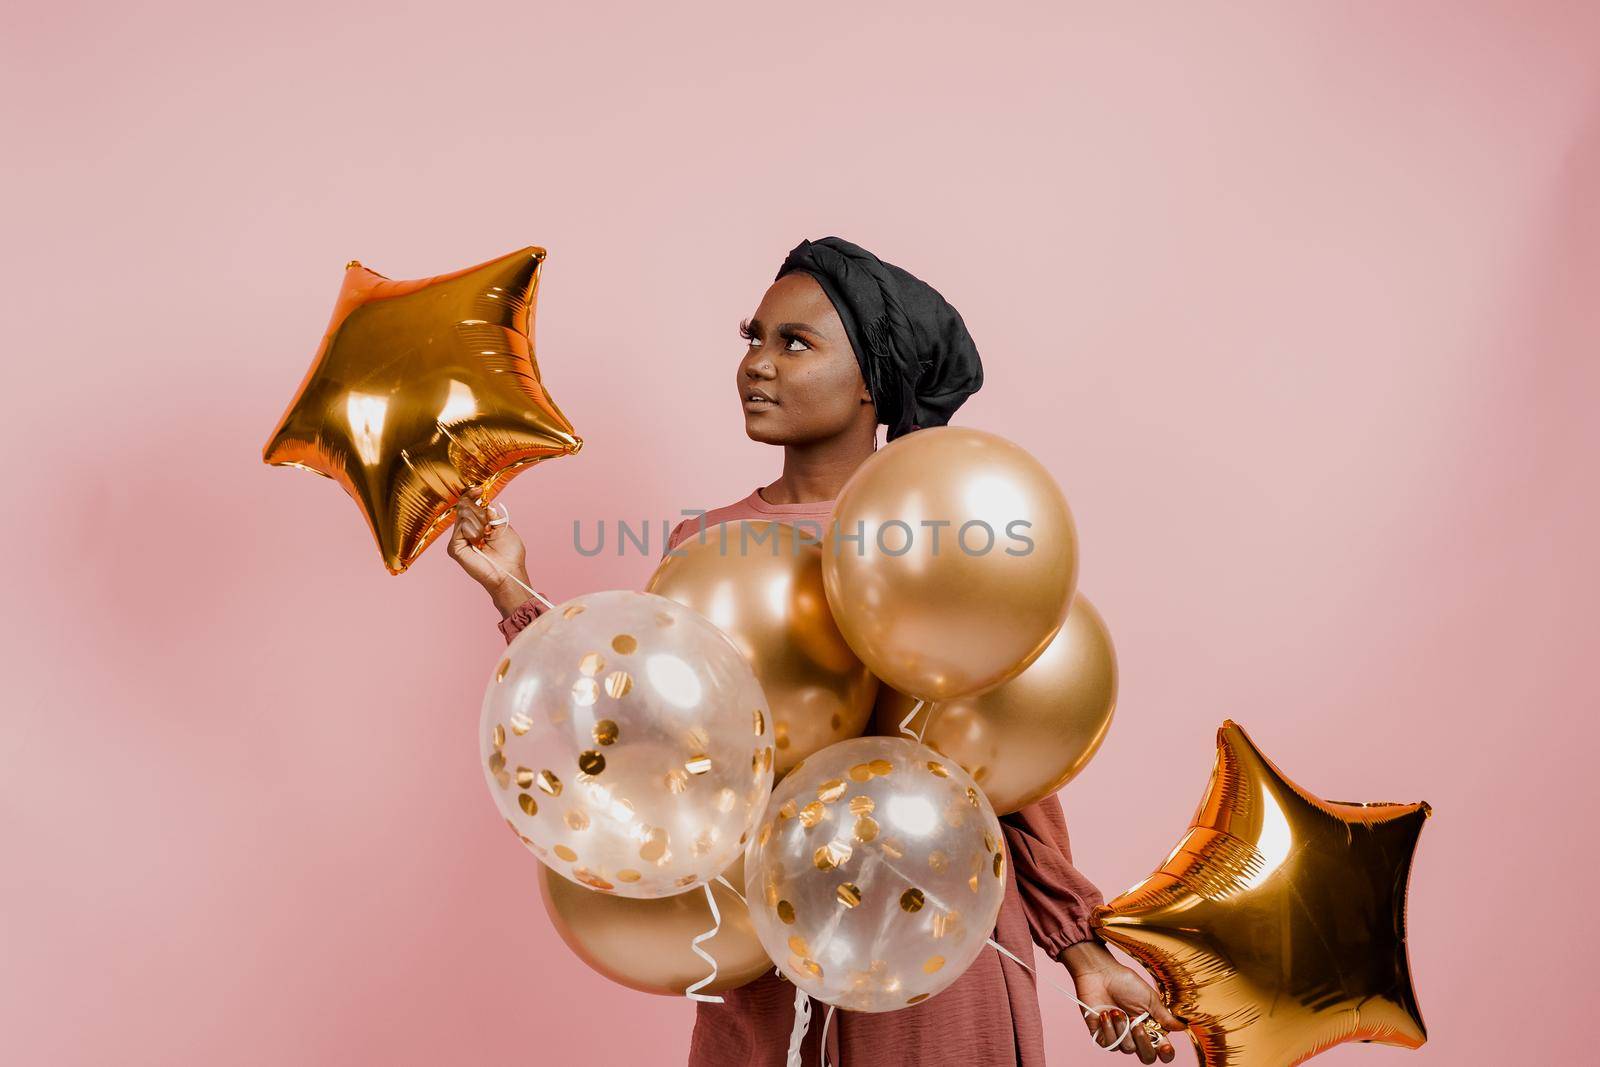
[1001,792,1106,956]
[497,596,545,644]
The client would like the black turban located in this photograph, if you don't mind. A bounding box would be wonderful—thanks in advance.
[775,236,983,441]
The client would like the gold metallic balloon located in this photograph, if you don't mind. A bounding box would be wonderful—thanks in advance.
[538,857,770,997]
[647,520,879,778]
[1093,721,1430,1067]
[263,247,581,573]
[872,592,1116,815]
[821,427,1077,701]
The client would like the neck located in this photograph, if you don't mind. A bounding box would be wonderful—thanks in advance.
[763,426,878,504]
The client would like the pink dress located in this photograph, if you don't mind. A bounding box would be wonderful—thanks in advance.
[499,488,1106,1065]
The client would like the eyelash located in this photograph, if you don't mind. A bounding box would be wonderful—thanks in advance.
[739,319,809,352]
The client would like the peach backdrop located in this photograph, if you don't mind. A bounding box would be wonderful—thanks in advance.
[3,2,1596,1063]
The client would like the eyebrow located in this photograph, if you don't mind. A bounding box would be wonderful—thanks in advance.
[746,317,824,337]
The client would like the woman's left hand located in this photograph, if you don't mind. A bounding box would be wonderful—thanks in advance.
[1058,940,1184,1063]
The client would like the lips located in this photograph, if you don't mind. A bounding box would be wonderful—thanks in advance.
[743,388,777,409]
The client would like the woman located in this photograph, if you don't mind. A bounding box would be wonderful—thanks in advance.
[451,237,1184,1064]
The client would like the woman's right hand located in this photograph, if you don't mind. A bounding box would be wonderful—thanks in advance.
[448,485,535,618]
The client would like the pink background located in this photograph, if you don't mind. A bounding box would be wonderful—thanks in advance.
[4,3,1596,1063]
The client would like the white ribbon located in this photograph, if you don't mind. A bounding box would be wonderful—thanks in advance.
[465,501,556,611]
[684,883,725,1004]
[986,938,1154,1052]
[897,698,929,744]
[785,986,812,1067]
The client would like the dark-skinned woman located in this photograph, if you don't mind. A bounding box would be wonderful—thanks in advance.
[452,237,1183,1065]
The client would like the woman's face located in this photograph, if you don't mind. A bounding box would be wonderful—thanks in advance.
[737,272,874,445]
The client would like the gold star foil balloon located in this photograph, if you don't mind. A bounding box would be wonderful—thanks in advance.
[1093,721,1430,1067]
[263,247,581,573]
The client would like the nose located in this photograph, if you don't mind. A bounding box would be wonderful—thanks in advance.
[742,350,776,381]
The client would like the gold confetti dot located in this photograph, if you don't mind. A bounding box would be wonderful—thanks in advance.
[778,800,798,820]
[795,958,823,979]
[515,767,534,790]
[753,709,766,736]
[788,935,810,956]
[854,815,879,842]
[849,795,875,816]
[738,831,748,846]
[496,659,511,682]
[573,867,614,891]
[814,841,851,870]
[553,844,577,862]
[849,763,873,782]
[571,678,599,706]
[993,852,1005,878]
[684,726,710,751]
[537,770,562,797]
[777,899,796,924]
[611,633,638,654]
[923,956,946,974]
[836,882,862,908]
[565,809,590,831]
[799,802,826,828]
[488,750,506,774]
[492,725,506,750]
[973,765,989,783]
[907,993,930,1005]
[693,831,714,857]
[675,874,697,887]
[665,768,689,794]
[869,759,893,777]
[517,793,538,816]
[983,831,996,853]
[830,713,843,731]
[578,750,606,775]
[927,761,949,778]
[509,712,533,736]
[966,787,981,808]
[639,827,669,864]
[929,850,950,872]
[495,769,511,789]
[880,838,905,860]
[759,747,774,772]
[757,823,772,847]
[817,779,846,803]
[685,754,713,776]
[604,670,633,698]
[932,910,961,939]
[716,787,736,813]
[968,874,980,893]
[563,604,586,619]
[775,722,790,749]
[616,869,642,883]
[900,888,925,913]
[593,719,619,745]
[579,651,605,676]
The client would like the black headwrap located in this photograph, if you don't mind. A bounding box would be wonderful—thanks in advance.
[775,236,983,441]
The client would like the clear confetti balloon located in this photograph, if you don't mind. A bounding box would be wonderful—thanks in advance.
[743,736,1006,1011]
[483,590,775,899]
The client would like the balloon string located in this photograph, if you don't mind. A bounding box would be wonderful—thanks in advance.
[897,699,929,744]
[985,938,1148,1053]
[466,501,556,612]
[785,985,812,1067]
[684,883,724,1004]
[715,874,746,905]
[819,1003,837,1067]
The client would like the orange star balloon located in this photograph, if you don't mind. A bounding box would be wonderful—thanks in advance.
[263,247,581,573]
[1093,721,1429,1067]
